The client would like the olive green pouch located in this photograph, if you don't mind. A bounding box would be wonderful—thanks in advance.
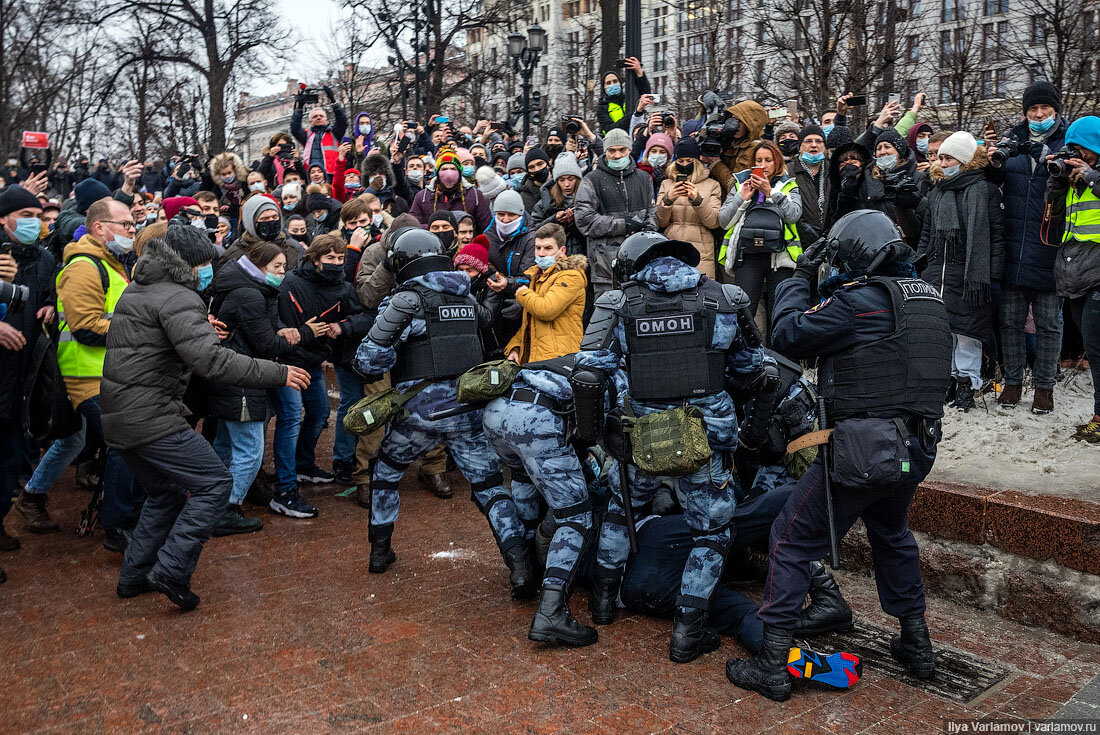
[623,399,712,476]
[342,379,430,436]
[456,360,521,403]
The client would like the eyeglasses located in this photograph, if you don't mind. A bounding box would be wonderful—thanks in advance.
[103,220,138,232]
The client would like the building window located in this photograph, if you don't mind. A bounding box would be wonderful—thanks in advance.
[1029,15,1045,45]
[653,41,668,71]
[910,0,921,15]
[907,35,920,60]
[756,21,764,42]
[939,76,953,104]
[652,6,668,37]
[942,0,963,22]
[905,79,919,102]
[983,0,1007,14]
[728,0,742,21]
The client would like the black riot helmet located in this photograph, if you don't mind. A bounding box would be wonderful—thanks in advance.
[387,228,454,283]
[611,231,700,286]
[823,209,914,276]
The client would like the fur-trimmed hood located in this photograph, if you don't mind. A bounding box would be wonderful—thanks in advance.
[928,145,989,182]
[133,237,199,289]
[209,151,248,183]
[550,253,588,273]
[362,153,395,185]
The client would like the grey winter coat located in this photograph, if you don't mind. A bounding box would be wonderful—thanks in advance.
[101,237,288,450]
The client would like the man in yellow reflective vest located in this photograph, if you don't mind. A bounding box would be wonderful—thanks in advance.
[1042,115,1100,443]
[15,199,138,548]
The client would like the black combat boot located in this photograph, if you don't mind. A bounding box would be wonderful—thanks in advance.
[501,541,536,599]
[528,583,599,647]
[890,615,936,679]
[793,561,854,636]
[669,607,721,663]
[725,625,794,702]
[951,377,975,412]
[368,523,397,574]
[588,569,621,625]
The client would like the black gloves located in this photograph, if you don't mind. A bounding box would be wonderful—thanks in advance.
[793,238,828,280]
[624,213,648,233]
[324,85,335,102]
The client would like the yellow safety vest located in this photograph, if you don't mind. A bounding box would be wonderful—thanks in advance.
[56,255,129,379]
[1064,184,1100,245]
[719,177,802,265]
[607,102,625,124]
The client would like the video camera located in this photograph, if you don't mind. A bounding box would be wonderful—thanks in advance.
[297,85,323,105]
[990,137,1024,168]
[697,90,740,158]
[0,279,30,316]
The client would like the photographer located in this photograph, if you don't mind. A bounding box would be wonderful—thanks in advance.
[259,133,308,189]
[164,156,203,199]
[868,129,927,245]
[290,85,347,182]
[989,82,1069,414]
[597,57,651,135]
[1041,116,1100,441]
[707,99,768,196]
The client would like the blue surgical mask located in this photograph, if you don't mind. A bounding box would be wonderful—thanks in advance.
[606,83,622,97]
[250,182,266,193]
[1029,114,1056,135]
[607,155,631,171]
[535,254,557,269]
[461,165,475,178]
[942,164,960,178]
[196,264,214,291]
[283,202,296,211]
[648,153,668,169]
[265,272,284,287]
[876,154,898,171]
[822,124,835,138]
[13,217,42,244]
[800,152,825,166]
[916,138,930,154]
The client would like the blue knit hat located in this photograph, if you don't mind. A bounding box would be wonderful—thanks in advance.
[1066,116,1100,156]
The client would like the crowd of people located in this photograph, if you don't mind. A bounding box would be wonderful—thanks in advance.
[0,63,1097,701]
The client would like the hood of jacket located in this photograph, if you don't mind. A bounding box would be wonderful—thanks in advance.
[829,141,873,183]
[929,145,990,183]
[630,255,701,293]
[363,153,395,184]
[132,237,198,289]
[727,101,768,145]
[404,269,471,296]
[906,123,935,162]
[211,256,278,299]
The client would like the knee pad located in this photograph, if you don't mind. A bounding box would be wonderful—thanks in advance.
[469,472,504,497]
[376,450,409,475]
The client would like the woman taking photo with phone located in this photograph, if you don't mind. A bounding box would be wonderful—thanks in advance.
[656,138,722,278]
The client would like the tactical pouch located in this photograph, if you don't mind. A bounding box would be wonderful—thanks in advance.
[456,360,521,403]
[828,417,912,491]
[622,399,712,476]
[342,379,431,436]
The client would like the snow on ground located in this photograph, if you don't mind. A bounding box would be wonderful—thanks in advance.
[928,367,1099,499]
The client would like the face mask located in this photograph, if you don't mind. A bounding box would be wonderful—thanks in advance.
[191,217,208,230]
[496,217,522,238]
[546,144,563,159]
[346,181,361,191]
[319,262,343,281]
[283,202,296,211]
[371,213,384,227]
[606,83,622,97]
[369,176,386,190]
[222,174,236,184]
[315,211,327,222]
[942,164,960,178]
[474,156,488,169]
[607,155,630,171]
[507,176,522,191]
[822,124,835,138]
[648,153,668,169]
[1029,114,1056,135]
[438,169,460,188]
[675,161,694,176]
[779,139,800,156]
[205,214,219,231]
[876,154,898,171]
[11,215,40,244]
[145,212,157,222]
[256,219,282,241]
[110,234,134,253]
[800,151,825,166]
[577,158,589,169]
[531,167,550,183]
[407,169,424,183]
[248,182,265,193]
[196,264,214,292]
[437,230,456,251]
[265,272,284,287]
[461,165,475,178]
[535,253,557,269]
[916,138,930,154]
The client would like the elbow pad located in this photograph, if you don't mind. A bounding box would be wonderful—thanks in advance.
[367,290,419,347]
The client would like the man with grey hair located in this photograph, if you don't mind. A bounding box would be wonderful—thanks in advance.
[290,84,347,182]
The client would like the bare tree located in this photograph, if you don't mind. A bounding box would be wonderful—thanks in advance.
[929,23,988,131]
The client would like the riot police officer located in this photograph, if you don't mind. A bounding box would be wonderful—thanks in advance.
[571,231,767,663]
[726,210,952,701]
[354,230,533,596]
[481,354,598,647]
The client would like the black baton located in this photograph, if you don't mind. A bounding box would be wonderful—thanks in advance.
[817,394,840,570]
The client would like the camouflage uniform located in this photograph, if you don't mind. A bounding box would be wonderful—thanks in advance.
[482,369,591,589]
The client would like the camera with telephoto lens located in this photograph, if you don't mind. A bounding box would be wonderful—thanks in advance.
[697,90,740,158]
[562,116,582,136]
[1047,147,1076,178]
[0,280,30,314]
[990,137,1022,168]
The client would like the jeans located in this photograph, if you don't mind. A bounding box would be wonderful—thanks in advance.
[951,333,983,389]
[999,285,1063,389]
[213,420,266,505]
[1068,290,1100,416]
[78,396,141,531]
[271,365,327,492]
[333,365,364,466]
[25,418,87,495]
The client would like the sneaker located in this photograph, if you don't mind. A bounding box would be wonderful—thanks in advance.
[332,459,354,486]
[950,378,975,412]
[212,504,264,537]
[269,491,319,519]
[296,465,335,484]
[1073,420,1100,444]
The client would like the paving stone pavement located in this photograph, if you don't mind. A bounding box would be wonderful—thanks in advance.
[2,443,1100,734]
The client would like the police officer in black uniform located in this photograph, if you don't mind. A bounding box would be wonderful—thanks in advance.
[725,210,952,701]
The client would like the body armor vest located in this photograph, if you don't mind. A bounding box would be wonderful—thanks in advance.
[819,277,952,421]
[391,285,484,382]
[621,278,734,402]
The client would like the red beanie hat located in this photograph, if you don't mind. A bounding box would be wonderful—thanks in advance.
[345,168,361,178]
[454,234,490,274]
[163,196,199,221]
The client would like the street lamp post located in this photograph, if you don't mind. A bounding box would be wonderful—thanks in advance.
[507,22,547,139]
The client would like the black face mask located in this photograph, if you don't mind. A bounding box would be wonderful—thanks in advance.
[675,161,694,176]
[437,230,456,254]
[474,156,487,169]
[545,144,564,159]
[530,167,550,184]
[291,231,310,245]
[255,219,282,241]
[840,163,862,178]
[779,139,800,156]
[319,262,344,281]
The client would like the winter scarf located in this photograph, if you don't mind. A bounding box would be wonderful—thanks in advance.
[928,169,992,304]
